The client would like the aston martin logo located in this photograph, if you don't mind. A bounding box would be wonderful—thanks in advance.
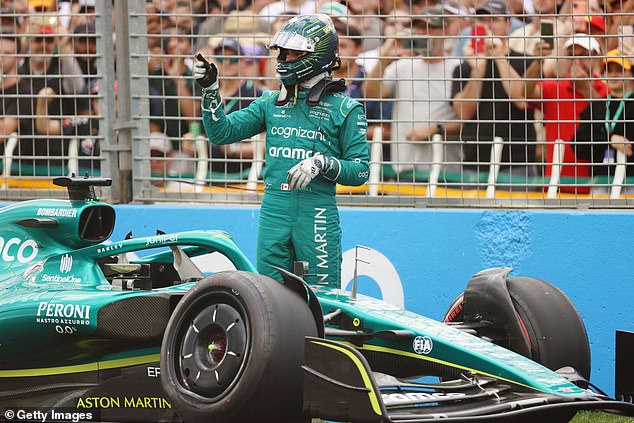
[60,254,73,273]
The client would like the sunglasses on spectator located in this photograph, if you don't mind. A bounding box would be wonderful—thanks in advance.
[217,57,239,64]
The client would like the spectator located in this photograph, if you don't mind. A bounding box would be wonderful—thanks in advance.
[333,19,392,143]
[451,0,527,59]
[356,6,411,74]
[19,15,85,103]
[240,41,270,90]
[72,20,98,100]
[573,49,634,191]
[341,0,384,52]
[517,34,606,191]
[66,0,96,33]
[148,24,201,145]
[18,15,86,171]
[366,7,462,174]
[508,0,563,55]
[28,0,55,12]
[170,0,199,34]
[149,131,176,187]
[196,10,268,52]
[146,3,170,50]
[440,0,470,55]
[153,0,177,14]
[0,32,31,155]
[451,0,537,177]
[542,0,605,77]
[34,83,101,173]
[33,79,167,176]
[0,6,23,33]
[603,0,634,52]
[258,0,317,27]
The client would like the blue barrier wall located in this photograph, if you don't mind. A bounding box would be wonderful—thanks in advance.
[111,205,634,396]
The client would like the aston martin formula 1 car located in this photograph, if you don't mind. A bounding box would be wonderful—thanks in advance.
[1,176,634,423]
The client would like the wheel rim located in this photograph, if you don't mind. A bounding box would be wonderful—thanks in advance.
[175,299,248,399]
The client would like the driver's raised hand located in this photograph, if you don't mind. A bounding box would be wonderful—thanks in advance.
[193,53,218,89]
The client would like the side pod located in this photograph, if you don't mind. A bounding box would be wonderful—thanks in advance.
[302,337,388,423]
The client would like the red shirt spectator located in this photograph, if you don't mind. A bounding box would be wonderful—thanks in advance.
[533,77,607,181]
[518,33,606,192]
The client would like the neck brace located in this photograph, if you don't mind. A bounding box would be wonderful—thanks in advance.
[275,72,345,106]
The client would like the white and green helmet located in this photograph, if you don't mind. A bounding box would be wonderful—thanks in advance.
[269,14,339,87]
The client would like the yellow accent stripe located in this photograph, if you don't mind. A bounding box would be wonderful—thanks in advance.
[0,354,160,377]
[310,340,383,416]
[347,343,539,392]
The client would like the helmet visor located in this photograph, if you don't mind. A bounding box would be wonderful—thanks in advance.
[269,30,315,52]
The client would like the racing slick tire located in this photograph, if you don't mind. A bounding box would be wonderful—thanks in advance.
[443,276,591,380]
[160,271,318,423]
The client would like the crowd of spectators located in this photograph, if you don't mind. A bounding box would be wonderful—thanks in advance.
[1,0,634,194]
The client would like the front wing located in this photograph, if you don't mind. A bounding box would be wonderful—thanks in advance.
[303,337,634,422]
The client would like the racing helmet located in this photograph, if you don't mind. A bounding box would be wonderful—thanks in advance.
[269,14,339,87]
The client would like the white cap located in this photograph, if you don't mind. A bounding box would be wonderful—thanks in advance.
[150,132,172,154]
[564,33,601,55]
[442,1,468,16]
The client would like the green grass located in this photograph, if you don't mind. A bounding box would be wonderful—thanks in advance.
[571,411,633,423]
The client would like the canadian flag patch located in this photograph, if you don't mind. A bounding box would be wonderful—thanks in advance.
[281,183,291,191]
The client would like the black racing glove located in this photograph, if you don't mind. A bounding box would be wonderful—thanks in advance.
[193,53,218,89]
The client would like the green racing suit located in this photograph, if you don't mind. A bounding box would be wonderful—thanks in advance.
[201,86,369,287]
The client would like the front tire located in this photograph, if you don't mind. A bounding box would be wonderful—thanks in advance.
[160,271,317,423]
[444,277,591,380]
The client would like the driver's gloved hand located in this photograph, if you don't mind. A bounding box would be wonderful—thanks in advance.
[287,153,337,190]
[193,54,218,89]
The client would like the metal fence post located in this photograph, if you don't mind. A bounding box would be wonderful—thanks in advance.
[114,0,151,203]
[94,1,117,202]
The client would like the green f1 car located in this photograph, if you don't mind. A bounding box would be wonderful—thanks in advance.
[1,176,633,423]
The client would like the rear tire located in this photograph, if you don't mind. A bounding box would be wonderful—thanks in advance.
[444,277,591,380]
[160,271,317,423]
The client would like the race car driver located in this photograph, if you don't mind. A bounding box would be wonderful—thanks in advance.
[194,14,369,288]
